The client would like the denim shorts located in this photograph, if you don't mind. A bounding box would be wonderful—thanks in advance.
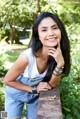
[5,75,43,119]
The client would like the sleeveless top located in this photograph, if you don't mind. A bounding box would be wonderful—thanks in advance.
[22,48,47,79]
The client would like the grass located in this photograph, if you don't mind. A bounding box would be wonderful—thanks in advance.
[4,49,24,69]
[0,39,29,69]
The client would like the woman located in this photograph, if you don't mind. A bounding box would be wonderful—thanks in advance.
[4,12,70,119]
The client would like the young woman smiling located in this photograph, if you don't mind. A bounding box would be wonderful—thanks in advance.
[4,12,70,119]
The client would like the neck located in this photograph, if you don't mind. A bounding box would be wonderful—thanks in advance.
[41,47,49,61]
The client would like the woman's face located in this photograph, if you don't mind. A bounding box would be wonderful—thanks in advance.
[38,17,61,48]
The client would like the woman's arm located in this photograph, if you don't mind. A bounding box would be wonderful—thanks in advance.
[3,54,32,93]
[48,41,64,88]
[48,73,61,88]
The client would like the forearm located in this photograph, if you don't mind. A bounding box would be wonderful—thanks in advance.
[48,74,61,88]
[48,65,63,88]
[4,80,32,93]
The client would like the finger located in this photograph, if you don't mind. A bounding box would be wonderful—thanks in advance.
[48,47,56,50]
[48,52,55,59]
[48,51,55,58]
[41,87,48,92]
[48,48,56,54]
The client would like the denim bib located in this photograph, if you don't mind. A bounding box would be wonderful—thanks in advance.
[6,74,44,103]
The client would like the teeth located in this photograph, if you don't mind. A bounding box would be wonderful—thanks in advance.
[48,38,56,41]
[48,37,56,39]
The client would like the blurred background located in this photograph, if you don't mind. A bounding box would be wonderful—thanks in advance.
[0,0,80,119]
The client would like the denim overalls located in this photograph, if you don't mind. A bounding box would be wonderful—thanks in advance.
[5,48,47,119]
[5,74,45,119]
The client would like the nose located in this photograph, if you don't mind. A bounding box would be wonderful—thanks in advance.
[48,29,54,36]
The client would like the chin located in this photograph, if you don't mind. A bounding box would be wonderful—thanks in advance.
[47,44,57,48]
[44,42,57,47]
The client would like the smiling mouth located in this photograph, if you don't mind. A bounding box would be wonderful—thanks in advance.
[47,37,57,42]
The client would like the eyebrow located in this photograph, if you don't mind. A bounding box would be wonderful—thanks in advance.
[41,24,58,29]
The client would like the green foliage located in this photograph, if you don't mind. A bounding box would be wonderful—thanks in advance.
[0,28,9,41]
[0,78,5,111]
[0,53,8,77]
[0,92,4,111]
[60,40,80,119]
[60,75,80,119]
[61,74,80,119]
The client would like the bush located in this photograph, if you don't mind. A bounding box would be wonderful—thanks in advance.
[60,74,80,119]
[0,28,9,41]
[0,53,8,77]
[0,92,4,111]
[0,79,5,111]
[60,40,80,119]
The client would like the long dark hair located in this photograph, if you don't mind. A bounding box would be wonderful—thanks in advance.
[29,12,71,82]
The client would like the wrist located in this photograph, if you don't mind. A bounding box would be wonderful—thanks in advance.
[57,62,64,68]
[32,86,38,94]
[57,64,64,68]
[48,83,53,89]
[53,66,64,76]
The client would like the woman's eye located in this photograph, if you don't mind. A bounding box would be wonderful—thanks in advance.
[42,29,47,32]
[53,27,58,29]
[52,26,58,29]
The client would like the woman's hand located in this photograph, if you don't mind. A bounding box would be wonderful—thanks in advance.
[37,82,51,93]
[48,40,64,68]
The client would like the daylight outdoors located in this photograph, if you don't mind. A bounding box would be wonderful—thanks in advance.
[0,0,80,119]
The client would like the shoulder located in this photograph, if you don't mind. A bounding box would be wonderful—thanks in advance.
[22,48,33,56]
[21,48,35,64]
[14,48,32,67]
